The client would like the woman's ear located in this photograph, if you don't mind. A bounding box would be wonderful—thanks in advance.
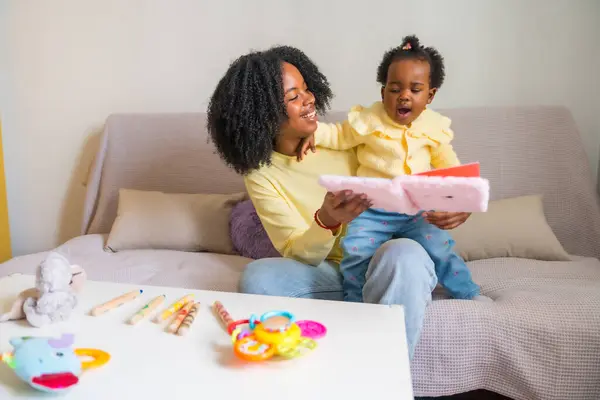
[380,86,385,101]
[427,88,437,104]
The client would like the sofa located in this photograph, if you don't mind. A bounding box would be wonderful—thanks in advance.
[1,106,599,400]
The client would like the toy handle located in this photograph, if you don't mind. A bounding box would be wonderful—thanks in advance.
[74,348,111,370]
[249,314,260,330]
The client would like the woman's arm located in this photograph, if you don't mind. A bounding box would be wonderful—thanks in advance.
[245,173,341,266]
[245,173,370,266]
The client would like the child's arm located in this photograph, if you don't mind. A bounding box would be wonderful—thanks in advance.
[298,121,365,159]
[430,142,461,168]
[315,121,365,150]
[430,118,460,168]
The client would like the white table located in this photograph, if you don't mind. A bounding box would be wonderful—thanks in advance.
[0,274,413,399]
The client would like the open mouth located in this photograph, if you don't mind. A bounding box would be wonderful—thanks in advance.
[31,372,79,390]
[301,110,317,121]
[396,107,412,118]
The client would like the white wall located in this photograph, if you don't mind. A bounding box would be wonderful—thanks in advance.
[1,0,599,256]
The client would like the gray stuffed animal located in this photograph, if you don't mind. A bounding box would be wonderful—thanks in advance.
[0,252,86,327]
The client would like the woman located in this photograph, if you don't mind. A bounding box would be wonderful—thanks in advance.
[206,46,470,358]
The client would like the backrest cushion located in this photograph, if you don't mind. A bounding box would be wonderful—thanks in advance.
[84,107,600,258]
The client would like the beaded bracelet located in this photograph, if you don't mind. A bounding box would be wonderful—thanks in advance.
[314,209,341,230]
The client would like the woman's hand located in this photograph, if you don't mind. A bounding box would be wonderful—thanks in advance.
[318,191,371,227]
[422,211,471,230]
[296,135,316,162]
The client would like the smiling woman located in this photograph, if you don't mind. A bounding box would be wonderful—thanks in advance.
[0,121,11,261]
[206,45,440,360]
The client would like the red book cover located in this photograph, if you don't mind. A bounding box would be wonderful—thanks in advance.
[415,162,480,178]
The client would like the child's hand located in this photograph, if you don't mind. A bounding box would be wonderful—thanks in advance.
[423,211,471,230]
[296,134,316,161]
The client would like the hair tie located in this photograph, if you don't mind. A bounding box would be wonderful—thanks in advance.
[402,43,412,50]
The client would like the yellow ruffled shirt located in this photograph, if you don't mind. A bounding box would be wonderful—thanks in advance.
[315,101,460,178]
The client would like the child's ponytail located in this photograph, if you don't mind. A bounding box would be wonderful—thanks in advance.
[400,35,422,52]
[377,35,446,89]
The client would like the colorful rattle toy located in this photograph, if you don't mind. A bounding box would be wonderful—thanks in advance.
[229,310,326,362]
[1,334,110,393]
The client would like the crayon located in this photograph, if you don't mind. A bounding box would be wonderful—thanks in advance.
[177,302,200,336]
[154,294,194,323]
[128,295,166,325]
[213,301,234,330]
[91,289,143,316]
[167,302,194,334]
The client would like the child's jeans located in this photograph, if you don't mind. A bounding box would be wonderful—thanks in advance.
[340,208,480,302]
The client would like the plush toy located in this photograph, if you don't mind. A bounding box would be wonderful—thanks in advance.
[3,334,82,392]
[0,252,86,327]
[1,334,110,393]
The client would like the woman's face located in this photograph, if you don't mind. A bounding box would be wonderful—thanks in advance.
[279,62,317,139]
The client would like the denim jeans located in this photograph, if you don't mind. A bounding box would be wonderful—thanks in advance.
[341,208,480,302]
[239,238,438,359]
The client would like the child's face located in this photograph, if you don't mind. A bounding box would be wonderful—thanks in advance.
[279,62,318,139]
[381,59,437,126]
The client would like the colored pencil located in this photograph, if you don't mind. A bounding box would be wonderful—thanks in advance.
[176,302,200,336]
[128,295,166,325]
[153,294,194,323]
[91,289,143,316]
[212,301,234,330]
[167,302,194,333]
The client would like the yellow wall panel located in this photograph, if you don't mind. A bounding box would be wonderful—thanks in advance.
[0,121,11,261]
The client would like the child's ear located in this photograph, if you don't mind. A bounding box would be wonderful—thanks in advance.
[380,86,385,101]
[427,88,437,104]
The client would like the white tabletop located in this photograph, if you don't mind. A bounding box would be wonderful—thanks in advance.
[0,274,413,399]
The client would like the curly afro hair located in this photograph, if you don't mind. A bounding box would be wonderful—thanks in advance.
[207,46,333,175]
[376,35,445,89]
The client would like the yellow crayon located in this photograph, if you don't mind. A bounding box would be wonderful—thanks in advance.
[153,294,194,323]
[167,302,194,333]
[128,295,166,325]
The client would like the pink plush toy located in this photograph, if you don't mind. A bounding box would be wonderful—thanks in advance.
[318,174,489,215]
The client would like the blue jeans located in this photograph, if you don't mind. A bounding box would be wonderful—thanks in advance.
[341,208,480,302]
[239,238,438,359]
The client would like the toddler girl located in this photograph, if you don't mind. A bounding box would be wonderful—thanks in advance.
[301,35,490,303]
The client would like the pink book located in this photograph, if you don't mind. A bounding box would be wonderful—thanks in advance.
[318,163,489,215]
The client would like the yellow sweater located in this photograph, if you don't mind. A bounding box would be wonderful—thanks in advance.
[315,102,460,178]
[244,148,358,266]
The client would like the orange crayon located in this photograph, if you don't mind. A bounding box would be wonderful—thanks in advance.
[177,302,200,336]
[213,301,234,330]
[167,302,194,334]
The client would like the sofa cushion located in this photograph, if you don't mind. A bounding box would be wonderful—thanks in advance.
[230,200,280,259]
[452,194,571,261]
[0,234,251,292]
[415,255,600,399]
[106,189,247,254]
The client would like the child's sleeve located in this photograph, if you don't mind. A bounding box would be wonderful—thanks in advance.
[430,118,461,168]
[314,121,365,150]
[431,142,461,168]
